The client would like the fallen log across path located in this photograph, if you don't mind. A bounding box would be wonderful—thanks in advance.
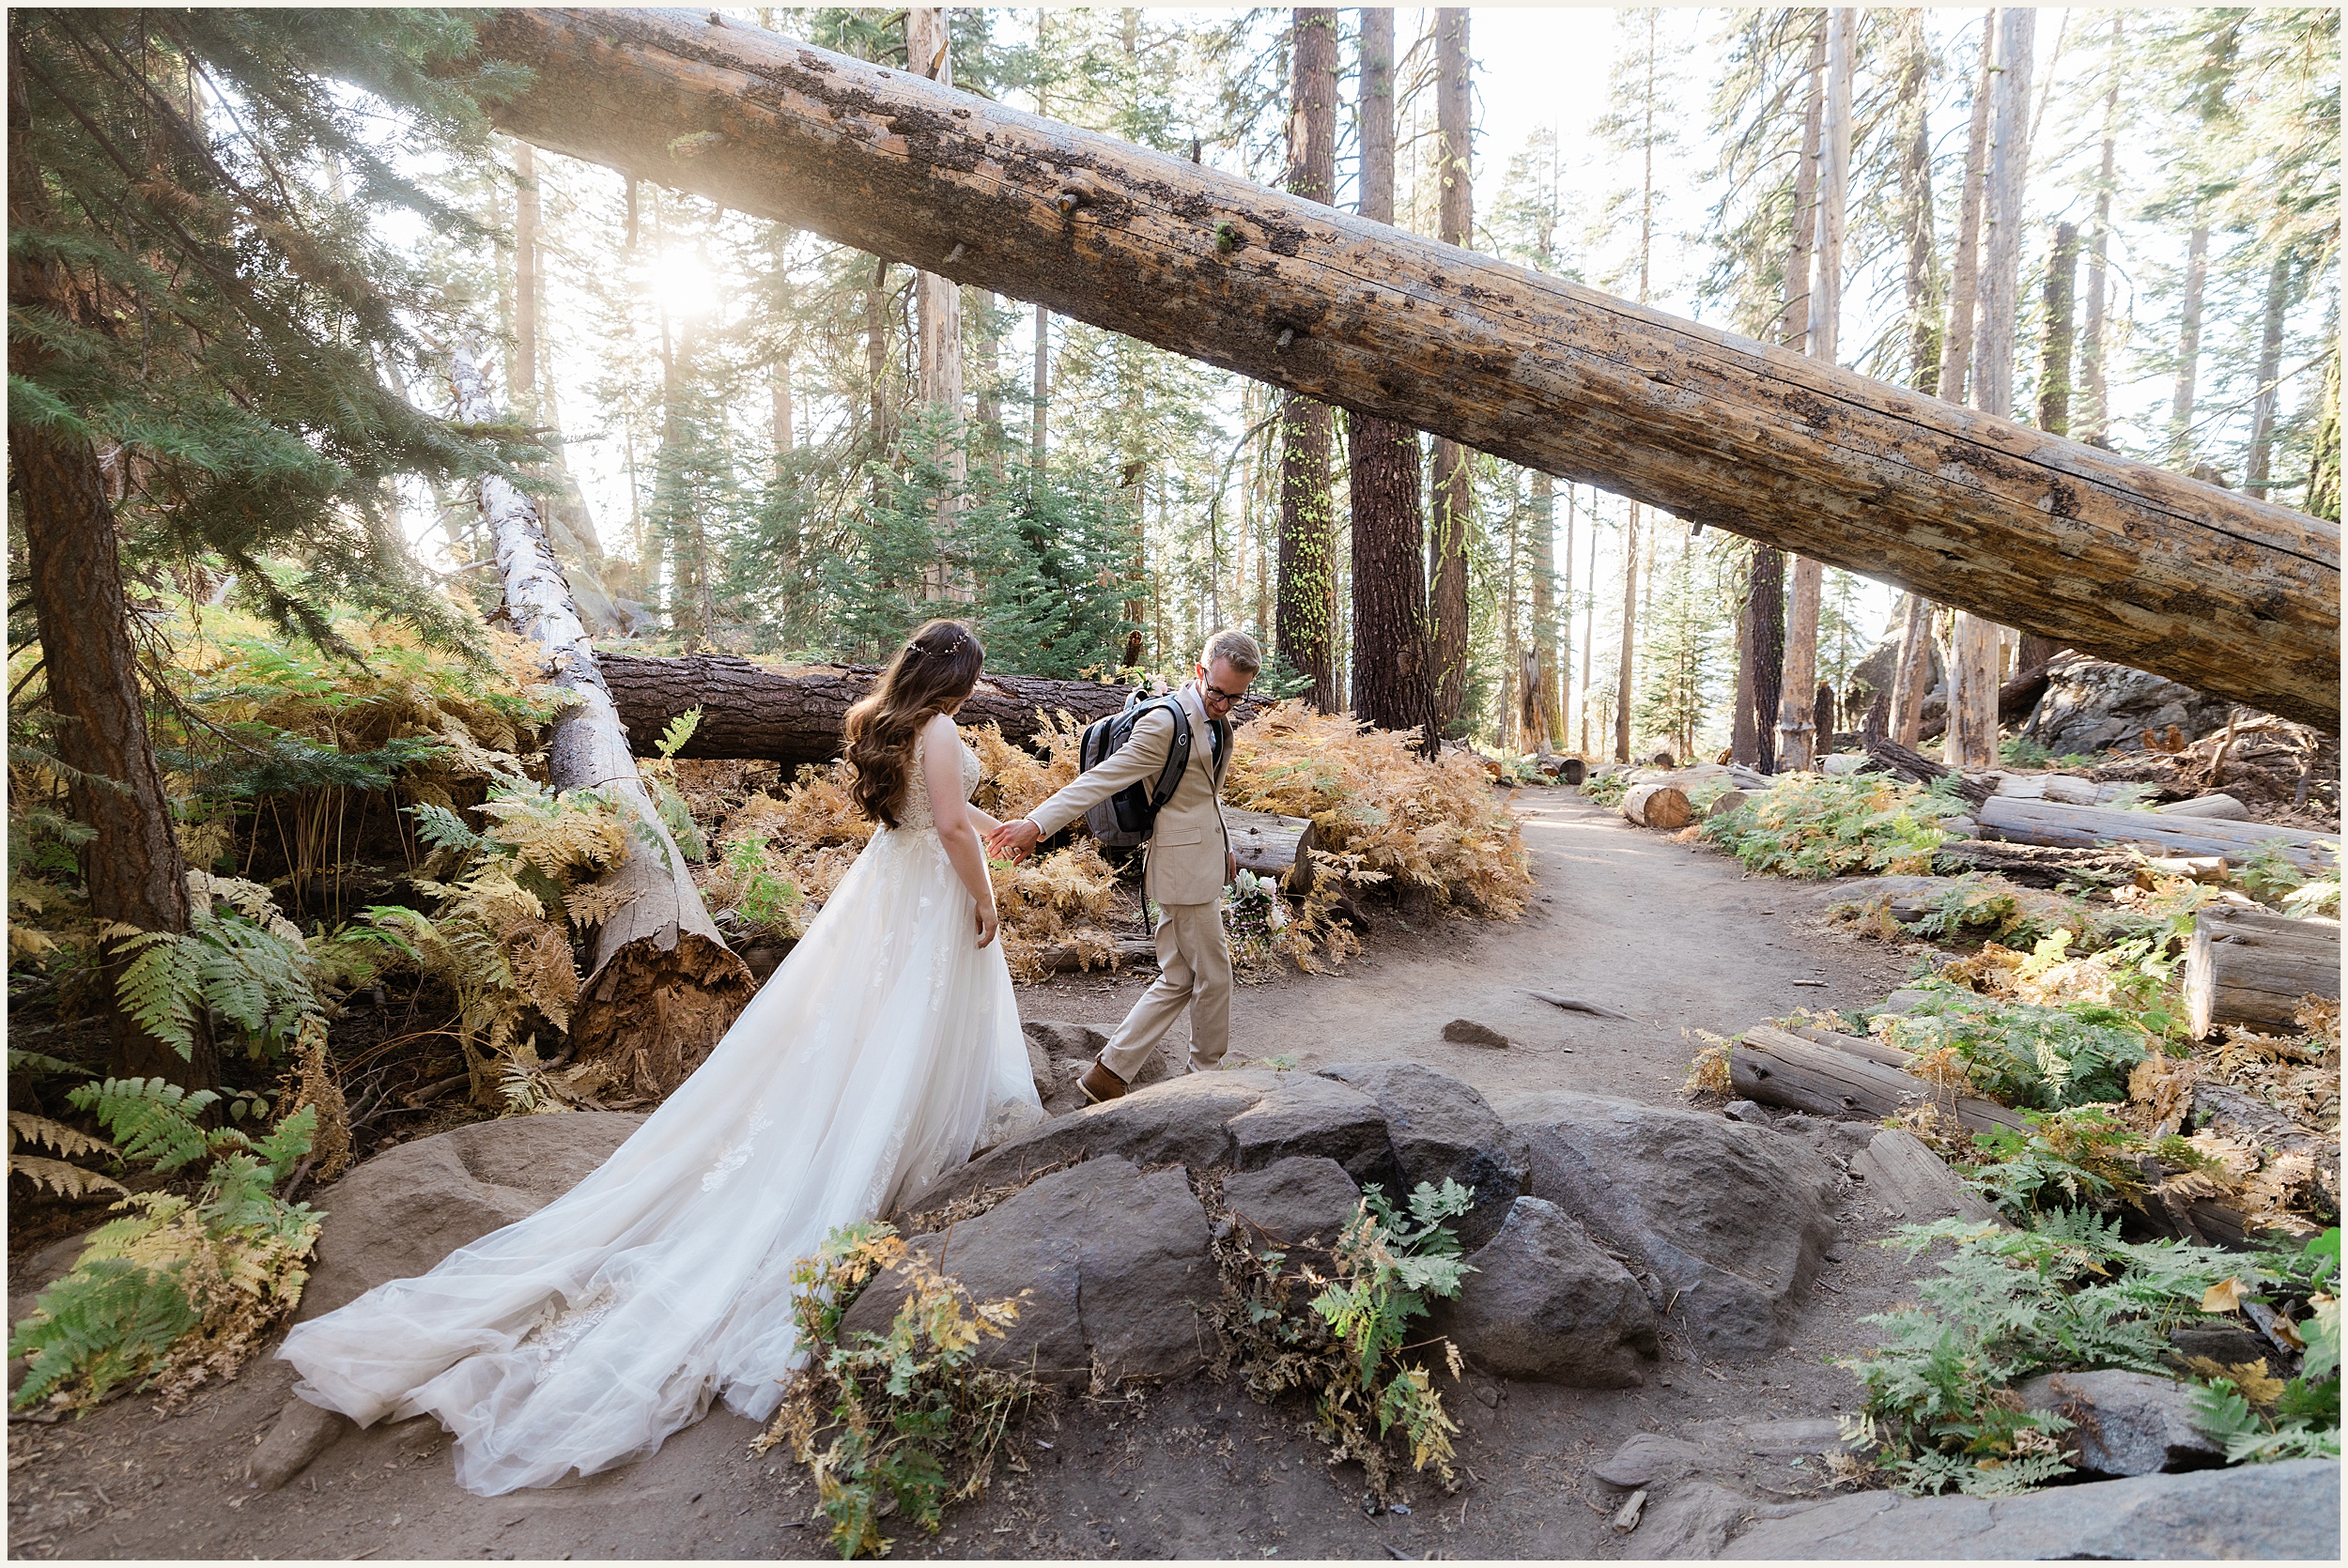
[597,652,1271,768]
[456,353,754,1099]
[471,10,2339,730]
[1975,796,2339,872]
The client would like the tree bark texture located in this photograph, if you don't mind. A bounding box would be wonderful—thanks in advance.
[514,141,540,409]
[2185,906,2340,1039]
[1775,23,1831,772]
[2170,223,2211,462]
[1747,546,1785,772]
[1896,13,1939,392]
[1777,556,1824,769]
[1972,7,2032,422]
[2037,221,2078,436]
[1620,783,1691,831]
[1275,8,1339,712]
[1888,592,1934,746]
[2080,17,2121,442]
[1938,10,1997,407]
[600,653,1274,768]
[454,351,753,1099]
[2246,255,2294,496]
[1614,504,1640,762]
[1428,7,1474,734]
[1733,1025,2029,1135]
[469,10,2343,730]
[906,8,965,599]
[1530,472,1562,747]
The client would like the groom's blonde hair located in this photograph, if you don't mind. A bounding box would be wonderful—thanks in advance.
[1200,629,1261,675]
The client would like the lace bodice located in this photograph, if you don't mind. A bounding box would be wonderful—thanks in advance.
[895,728,981,831]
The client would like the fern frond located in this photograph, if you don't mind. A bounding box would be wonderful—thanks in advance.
[8,1111,119,1161]
[8,1154,129,1201]
[67,1078,217,1172]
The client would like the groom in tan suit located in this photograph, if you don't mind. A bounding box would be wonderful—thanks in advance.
[987,630,1259,1102]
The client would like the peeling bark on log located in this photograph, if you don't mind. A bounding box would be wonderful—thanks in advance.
[1916,657,2055,743]
[1976,795,2337,872]
[598,653,1271,768]
[2185,906,2341,1039]
[1929,838,2139,885]
[1733,1024,2029,1133]
[1225,807,1319,892]
[456,351,753,1099]
[469,9,2340,729]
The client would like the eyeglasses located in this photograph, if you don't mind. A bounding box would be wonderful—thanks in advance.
[1198,678,1246,706]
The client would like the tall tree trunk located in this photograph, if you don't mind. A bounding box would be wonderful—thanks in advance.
[1500,480,1522,748]
[974,286,1004,470]
[1888,592,1934,746]
[10,214,210,1085]
[1340,18,1432,743]
[1897,12,1939,392]
[2246,255,2295,496]
[2037,220,2078,436]
[2169,223,2211,465]
[2079,16,2122,443]
[455,351,752,1099]
[514,141,539,418]
[1277,8,1339,711]
[1748,546,1785,772]
[1429,6,1474,734]
[865,255,892,455]
[1776,13,1832,772]
[1730,590,1758,765]
[1614,504,1640,762]
[907,8,966,600]
[1530,471,1561,750]
[1951,6,2033,770]
[1030,301,1049,475]
[474,10,2345,732]
[771,359,795,460]
[1938,9,1998,407]
[1578,517,1599,757]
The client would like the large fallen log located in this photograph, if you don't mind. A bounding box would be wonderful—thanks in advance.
[2185,906,2342,1038]
[598,652,1271,767]
[1732,1024,2030,1135]
[1975,795,2339,872]
[1928,838,2139,886]
[456,353,754,1100]
[471,11,2339,730]
[1225,807,1319,892]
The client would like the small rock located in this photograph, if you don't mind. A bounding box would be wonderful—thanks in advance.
[2167,1325,2270,1367]
[249,1397,351,1490]
[1442,1019,1510,1049]
[2016,1369,2224,1477]
[1722,1100,1770,1125]
[1429,1197,1659,1387]
[1590,1433,1704,1490]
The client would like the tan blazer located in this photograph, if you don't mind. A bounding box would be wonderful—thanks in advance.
[1026,683,1233,906]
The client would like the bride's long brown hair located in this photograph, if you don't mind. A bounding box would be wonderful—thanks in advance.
[843,620,985,828]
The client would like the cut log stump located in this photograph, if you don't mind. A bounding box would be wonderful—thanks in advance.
[1226,807,1319,892]
[2184,906,2341,1039]
[1622,783,1692,830]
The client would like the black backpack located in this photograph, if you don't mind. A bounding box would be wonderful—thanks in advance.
[1076,690,1220,849]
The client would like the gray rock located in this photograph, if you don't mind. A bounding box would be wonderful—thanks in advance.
[1023,1019,1107,1061]
[1722,1457,2340,1560]
[2016,1368,2223,1477]
[1316,1061,1527,1249]
[1220,1157,1362,1247]
[2020,655,2232,758]
[1442,1018,1510,1049]
[1491,1089,1840,1355]
[1641,1480,1763,1560]
[1590,1433,1704,1490]
[248,1397,351,1489]
[845,1157,1212,1387]
[295,1112,645,1321]
[1225,1072,1397,1182]
[1832,875,1967,926]
[1429,1197,1657,1387]
[2168,1324,2272,1366]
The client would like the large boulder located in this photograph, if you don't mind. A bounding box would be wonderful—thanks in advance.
[843,1157,1213,1386]
[2015,1369,2224,1477]
[896,1069,1395,1214]
[1721,1457,2340,1560]
[1316,1061,1527,1250]
[1429,1196,1658,1387]
[1491,1090,1840,1355]
[1220,1156,1363,1246]
[2020,654,2232,757]
[295,1112,644,1321]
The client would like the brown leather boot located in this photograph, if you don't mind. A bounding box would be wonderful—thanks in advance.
[1079,1060,1129,1104]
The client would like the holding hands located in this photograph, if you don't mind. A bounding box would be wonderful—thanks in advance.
[986,818,1042,863]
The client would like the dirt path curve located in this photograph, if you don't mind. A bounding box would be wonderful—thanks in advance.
[8,785,1926,1562]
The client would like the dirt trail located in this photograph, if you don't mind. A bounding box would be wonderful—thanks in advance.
[8,786,1929,1561]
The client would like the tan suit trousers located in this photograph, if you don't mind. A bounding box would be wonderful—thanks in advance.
[1099,899,1232,1080]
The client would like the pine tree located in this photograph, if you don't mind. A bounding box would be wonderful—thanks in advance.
[1275,8,1339,711]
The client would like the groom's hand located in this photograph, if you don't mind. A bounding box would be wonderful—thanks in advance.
[1226,851,1239,884]
[987,818,1041,862]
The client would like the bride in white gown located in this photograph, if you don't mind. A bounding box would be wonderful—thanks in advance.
[279,620,1044,1496]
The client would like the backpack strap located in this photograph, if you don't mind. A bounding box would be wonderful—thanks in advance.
[1145,696,1190,813]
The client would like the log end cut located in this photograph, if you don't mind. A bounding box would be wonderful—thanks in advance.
[570,931,758,1100]
[1622,782,1692,830]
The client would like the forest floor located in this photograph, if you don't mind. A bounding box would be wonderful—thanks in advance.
[8,784,1937,1561]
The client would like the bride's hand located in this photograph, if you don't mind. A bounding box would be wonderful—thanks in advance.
[975,900,1000,948]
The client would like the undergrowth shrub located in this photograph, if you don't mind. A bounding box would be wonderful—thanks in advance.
[1840,1211,2336,1496]
[1203,1176,1474,1500]
[752,1222,1040,1560]
[1700,773,1957,878]
[8,1080,321,1412]
[1874,981,2154,1112]
[1581,771,1631,808]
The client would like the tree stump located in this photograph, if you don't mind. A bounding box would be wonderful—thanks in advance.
[2185,906,2341,1038]
[1621,783,1692,830]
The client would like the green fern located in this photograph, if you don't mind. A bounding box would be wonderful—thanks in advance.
[68,1078,218,1172]
[7,1258,204,1410]
[655,706,703,760]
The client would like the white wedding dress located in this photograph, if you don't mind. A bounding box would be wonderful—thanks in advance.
[279,731,1043,1495]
